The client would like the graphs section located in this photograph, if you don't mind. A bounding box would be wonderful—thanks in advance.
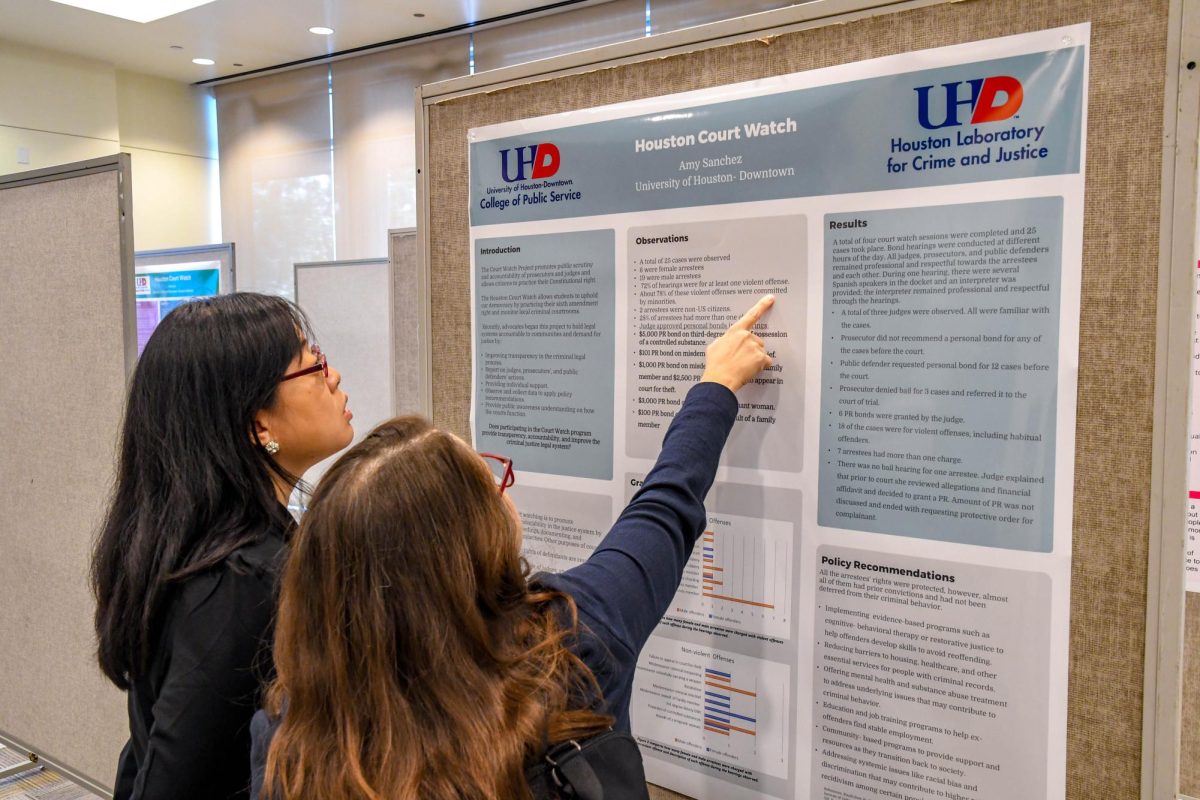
[671,512,794,640]
[633,637,791,784]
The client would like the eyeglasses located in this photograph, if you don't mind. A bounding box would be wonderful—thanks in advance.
[281,345,329,382]
[479,453,515,494]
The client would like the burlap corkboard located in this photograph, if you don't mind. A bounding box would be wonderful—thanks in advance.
[425,2,1171,796]
[1183,593,1200,794]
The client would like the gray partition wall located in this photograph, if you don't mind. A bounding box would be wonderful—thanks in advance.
[0,155,135,793]
[389,228,429,416]
[294,258,395,486]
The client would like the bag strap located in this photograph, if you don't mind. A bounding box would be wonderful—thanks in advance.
[543,739,605,799]
[528,728,649,800]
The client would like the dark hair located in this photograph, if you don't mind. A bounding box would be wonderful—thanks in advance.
[264,416,611,800]
[92,292,311,689]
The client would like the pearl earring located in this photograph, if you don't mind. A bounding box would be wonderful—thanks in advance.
[264,440,280,455]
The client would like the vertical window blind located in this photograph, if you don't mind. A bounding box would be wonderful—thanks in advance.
[216,1,802,297]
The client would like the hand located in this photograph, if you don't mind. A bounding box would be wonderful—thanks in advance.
[699,295,775,393]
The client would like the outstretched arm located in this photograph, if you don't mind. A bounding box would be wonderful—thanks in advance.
[553,295,776,654]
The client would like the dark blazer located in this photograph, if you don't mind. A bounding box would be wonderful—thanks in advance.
[114,523,290,800]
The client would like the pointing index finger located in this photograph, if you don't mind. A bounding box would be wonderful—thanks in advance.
[732,294,776,331]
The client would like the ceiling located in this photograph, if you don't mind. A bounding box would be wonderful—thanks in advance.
[0,0,602,83]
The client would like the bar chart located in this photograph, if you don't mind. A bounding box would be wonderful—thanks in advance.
[702,667,759,737]
[632,637,791,782]
[671,511,794,640]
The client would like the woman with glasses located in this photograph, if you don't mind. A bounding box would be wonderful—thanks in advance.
[250,295,776,800]
[92,293,354,800]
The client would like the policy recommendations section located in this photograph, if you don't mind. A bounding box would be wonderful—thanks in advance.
[627,217,805,471]
[818,198,1063,551]
[811,546,1051,800]
[474,231,616,479]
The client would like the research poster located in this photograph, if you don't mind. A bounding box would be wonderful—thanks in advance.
[134,261,221,354]
[469,25,1086,800]
[1189,260,1200,591]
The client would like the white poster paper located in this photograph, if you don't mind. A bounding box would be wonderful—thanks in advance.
[1188,258,1200,591]
[469,25,1088,800]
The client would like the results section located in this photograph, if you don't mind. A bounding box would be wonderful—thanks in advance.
[818,199,1063,551]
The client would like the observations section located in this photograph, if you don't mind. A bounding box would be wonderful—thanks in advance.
[818,199,1063,551]
[811,546,1051,800]
[474,231,615,479]
[626,216,805,471]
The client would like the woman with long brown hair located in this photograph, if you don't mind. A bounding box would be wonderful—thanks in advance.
[251,295,776,800]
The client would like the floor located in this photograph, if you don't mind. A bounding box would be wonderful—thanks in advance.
[0,745,100,800]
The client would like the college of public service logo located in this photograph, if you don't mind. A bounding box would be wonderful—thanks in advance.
[135,275,150,296]
[914,76,1024,130]
[498,142,561,182]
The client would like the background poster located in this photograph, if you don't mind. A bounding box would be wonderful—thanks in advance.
[134,260,221,354]
[470,25,1088,800]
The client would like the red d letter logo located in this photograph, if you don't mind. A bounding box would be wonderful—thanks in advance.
[531,143,560,179]
[971,76,1023,124]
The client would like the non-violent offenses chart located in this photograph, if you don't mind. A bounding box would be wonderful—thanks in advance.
[469,25,1087,800]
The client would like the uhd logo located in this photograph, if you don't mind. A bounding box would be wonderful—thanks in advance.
[499,143,560,182]
[914,76,1024,130]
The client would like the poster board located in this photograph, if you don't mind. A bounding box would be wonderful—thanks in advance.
[133,244,235,355]
[467,24,1086,800]
[294,258,394,485]
[1179,12,1200,788]
[0,155,136,794]
[418,2,1192,798]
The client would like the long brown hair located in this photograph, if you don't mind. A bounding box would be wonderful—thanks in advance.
[263,416,611,799]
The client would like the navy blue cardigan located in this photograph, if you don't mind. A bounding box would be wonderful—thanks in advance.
[250,381,737,794]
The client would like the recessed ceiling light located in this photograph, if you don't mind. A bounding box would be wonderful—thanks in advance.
[46,0,216,24]
[192,58,215,66]
[309,26,334,35]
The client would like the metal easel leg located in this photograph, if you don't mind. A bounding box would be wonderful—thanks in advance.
[0,751,42,782]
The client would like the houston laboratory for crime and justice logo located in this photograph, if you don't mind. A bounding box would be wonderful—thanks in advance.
[914,76,1024,130]
[499,142,561,182]
[889,72,1047,174]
